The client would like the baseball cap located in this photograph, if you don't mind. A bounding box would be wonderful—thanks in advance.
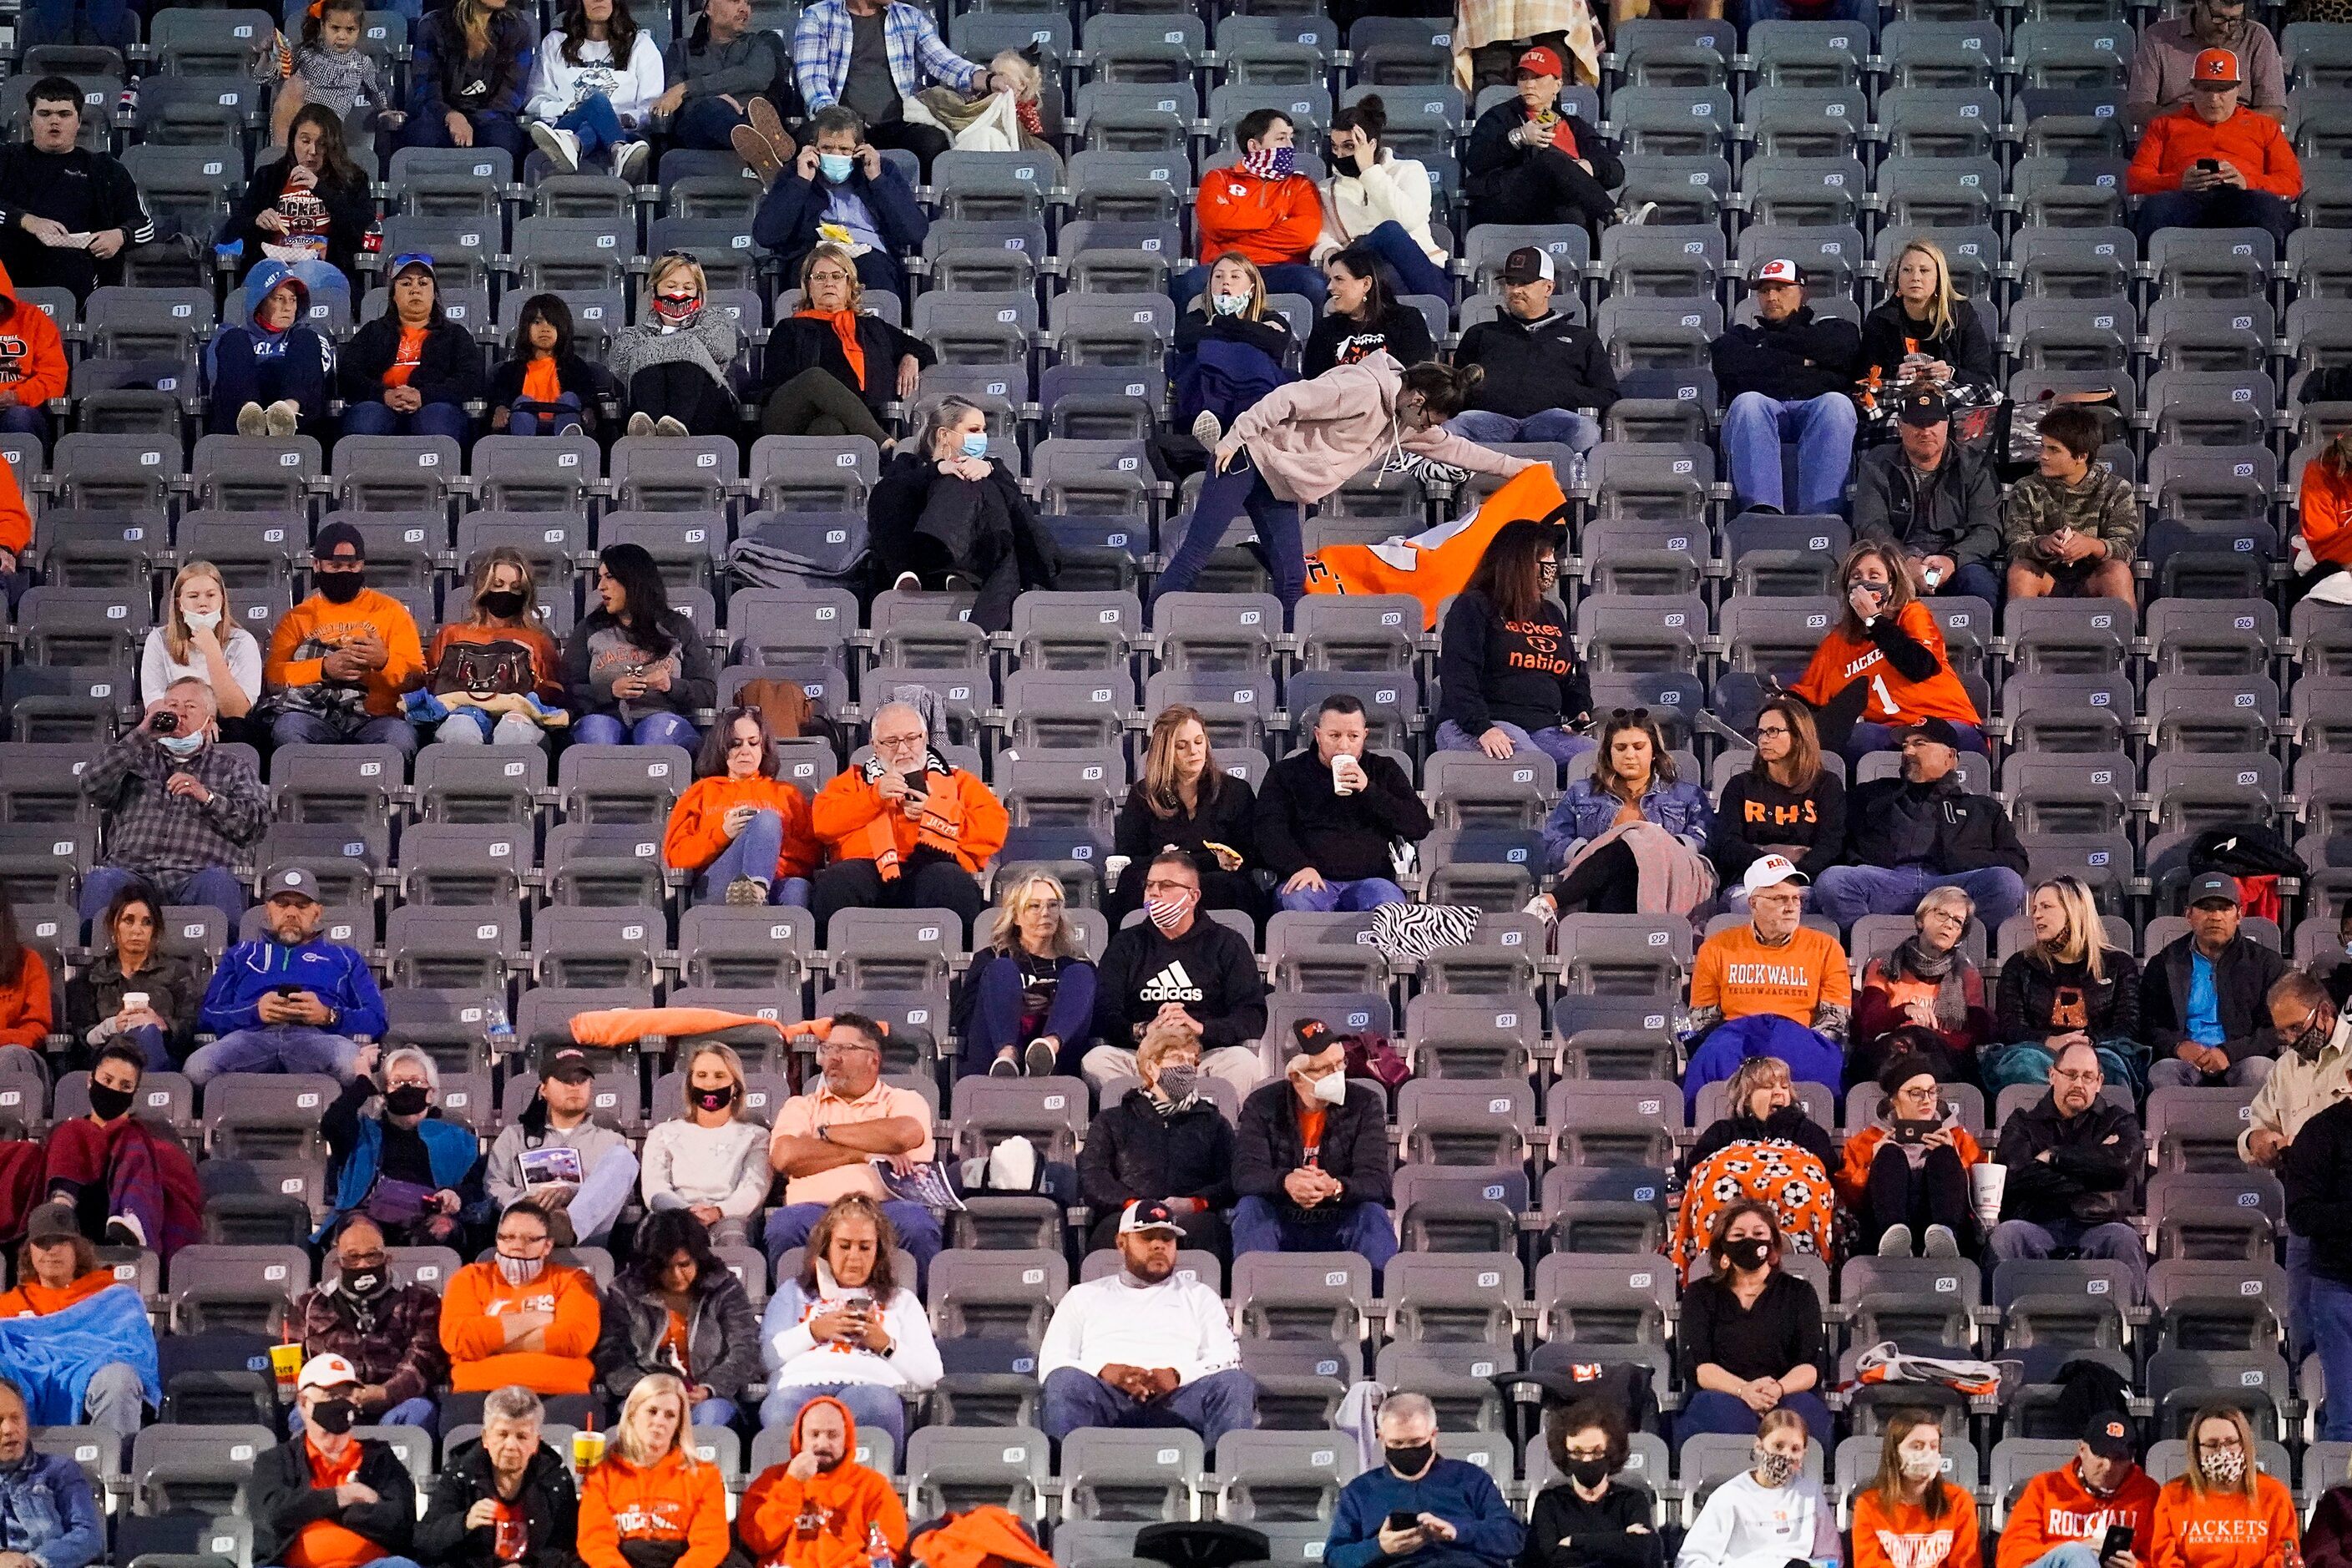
[298,1352,362,1393]
[388,252,437,281]
[2083,1414,2137,1461]
[542,1047,596,1084]
[2193,48,2241,85]
[27,1201,78,1244]
[1515,45,1564,77]
[1741,854,1809,897]
[1897,384,1950,427]
[1907,716,1965,750]
[1499,245,1555,286]
[312,521,365,562]
[1118,1199,1184,1237]
[2188,870,2243,908]
[266,867,323,903]
[1751,258,1801,287]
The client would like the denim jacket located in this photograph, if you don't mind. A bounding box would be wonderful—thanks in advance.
[1542,776,1714,870]
[0,1452,104,1568]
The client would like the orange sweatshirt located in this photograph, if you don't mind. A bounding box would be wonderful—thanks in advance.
[2303,456,2352,569]
[0,949,52,1050]
[0,1267,113,1318]
[1790,601,1980,728]
[1193,168,1323,268]
[438,1260,601,1394]
[266,588,427,718]
[663,776,819,880]
[2150,1474,2299,1568]
[2128,104,2302,198]
[1852,1483,1982,1568]
[2000,1463,2162,1568]
[0,445,33,556]
[578,1449,731,1568]
[812,761,1007,876]
[740,1396,908,1568]
[0,261,71,422]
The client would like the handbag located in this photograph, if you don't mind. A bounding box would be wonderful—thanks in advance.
[362,1176,438,1226]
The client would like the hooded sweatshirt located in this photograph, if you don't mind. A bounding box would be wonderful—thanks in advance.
[811,752,1008,876]
[210,260,334,432]
[1091,914,1267,1052]
[577,1448,731,1568]
[439,1259,602,1394]
[1676,1473,1838,1568]
[1999,1461,2161,1568]
[1850,1483,1980,1568]
[266,586,427,721]
[485,1099,637,1212]
[0,422,30,557]
[740,1396,909,1568]
[1455,310,1620,420]
[1193,162,1323,267]
[2149,1474,2298,1568]
[664,775,819,881]
[1227,352,1536,505]
[1328,1457,1524,1568]
[0,259,68,422]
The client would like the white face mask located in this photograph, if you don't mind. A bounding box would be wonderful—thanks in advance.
[184,609,221,631]
[1312,1070,1348,1105]
[1899,1450,1940,1481]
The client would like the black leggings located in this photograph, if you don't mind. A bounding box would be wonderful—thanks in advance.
[1552,837,1639,913]
[628,362,736,436]
[1862,1142,1972,1251]
[761,366,888,442]
[1476,146,1616,232]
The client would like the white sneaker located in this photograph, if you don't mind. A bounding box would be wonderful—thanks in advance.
[529,121,581,174]
[1191,409,1222,446]
[626,411,655,438]
[654,414,689,438]
[1923,1223,1960,1258]
[264,399,300,437]
[610,139,650,182]
[893,570,922,593]
[235,401,266,437]
[1616,200,1657,226]
[106,1211,147,1248]
[1877,1222,1913,1257]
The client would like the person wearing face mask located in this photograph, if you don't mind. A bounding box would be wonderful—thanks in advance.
[142,561,263,733]
[594,1210,763,1428]
[1077,1022,1236,1255]
[955,873,1098,1080]
[441,1199,603,1395]
[1520,1398,1664,1568]
[2000,1417,2160,1568]
[638,1043,772,1247]
[609,253,739,438]
[1673,1201,1828,1440]
[1850,1414,1981,1568]
[1085,852,1268,1095]
[0,1205,156,1444]
[1673,1058,1837,1276]
[1172,250,1297,453]
[2282,1043,2352,1440]
[484,1049,641,1248]
[266,523,427,760]
[414,1386,580,1568]
[77,677,266,928]
[1328,1392,1523,1568]
[1232,1024,1396,1269]
[1184,109,1327,308]
[206,260,334,437]
[36,1044,200,1259]
[751,105,928,302]
[1312,97,1448,300]
[319,1045,483,1249]
[864,395,1061,634]
[249,1353,423,1568]
[417,548,570,749]
[291,1216,448,1434]
[1675,1408,1836,1568]
[2147,1406,2297,1568]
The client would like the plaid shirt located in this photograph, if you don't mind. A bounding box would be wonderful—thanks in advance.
[296,1277,449,1408]
[81,734,269,877]
[792,0,975,114]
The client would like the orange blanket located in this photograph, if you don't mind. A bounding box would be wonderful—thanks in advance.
[1302,464,1571,628]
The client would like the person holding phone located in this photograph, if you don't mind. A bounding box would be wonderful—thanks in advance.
[1998,1417,2160,1568]
[2127,48,2301,247]
[807,701,1006,944]
[1327,1392,1524,1568]
[662,706,818,908]
[183,867,388,1086]
[1838,1053,1985,1258]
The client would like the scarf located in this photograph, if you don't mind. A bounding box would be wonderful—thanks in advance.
[1015,97,1044,138]
[1892,935,1972,1032]
[797,308,866,391]
[853,750,964,881]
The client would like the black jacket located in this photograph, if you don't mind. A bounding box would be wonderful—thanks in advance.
[1687,1105,1837,1176]
[1113,776,1260,883]
[1302,303,1430,378]
[0,144,152,299]
[592,1269,765,1403]
[1464,100,1622,214]
[229,156,373,283]
[1256,748,1434,883]
[1706,771,1847,885]
[413,1439,579,1568]
[1092,916,1267,1052]
[1234,1077,1393,1213]
[339,313,485,409]
[1436,589,1589,738]
[1858,297,1995,398]
[248,1436,416,1567]
[1994,949,2142,1044]
[1710,308,1863,404]
[1520,1480,1666,1568]
[1078,1088,1237,1212]
[1850,440,2003,572]
[752,163,928,280]
[489,352,607,422]
[1176,307,1294,362]
[1994,1090,2144,1227]
[1839,773,2029,878]
[762,311,933,412]
[1456,311,1619,421]
[865,449,1060,628]
[2286,1096,2352,1286]
[2140,932,2291,1065]
[409,7,534,122]
[63,950,201,1070]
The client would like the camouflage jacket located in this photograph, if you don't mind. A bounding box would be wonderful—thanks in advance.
[2000,467,2142,559]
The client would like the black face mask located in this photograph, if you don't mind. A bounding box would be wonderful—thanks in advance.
[475,589,527,620]
[86,1081,134,1120]
[1565,1458,1612,1489]
[693,1085,736,1113]
[344,1270,389,1297]
[1330,152,1362,178]
[1723,1237,1772,1272]
[315,570,366,604]
[384,1084,430,1116]
[310,1398,357,1435]
[1387,1443,1435,1477]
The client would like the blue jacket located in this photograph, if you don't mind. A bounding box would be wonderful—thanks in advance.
[0,1452,103,1568]
[1327,1458,1524,1568]
[319,1105,483,1242]
[1542,776,1714,871]
[200,936,387,1039]
[751,161,928,280]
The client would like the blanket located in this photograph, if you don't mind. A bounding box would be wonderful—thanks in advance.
[1570,820,1715,915]
[1302,465,1569,628]
[0,1282,159,1424]
[43,1115,203,1261]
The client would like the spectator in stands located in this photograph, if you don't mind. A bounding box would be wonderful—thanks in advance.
[640,1042,771,1246]
[1840,1053,1986,1257]
[1793,543,1985,764]
[1078,1020,1235,1254]
[790,0,974,176]
[565,542,713,749]
[185,868,387,1085]
[419,549,569,747]
[2285,1039,2352,1440]
[1038,1198,1257,1445]
[1176,252,1298,451]
[0,1206,150,1441]
[663,706,817,908]
[2127,48,2300,247]
[1687,857,1852,1052]
[956,872,1095,1080]
[488,296,601,438]
[251,1353,421,1568]
[808,702,1004,936]
[764,1014,943,1274]
[1986,877,2144,1090]
[1677,1057,1838,1271]
[1533,708,1712,918]
[1712,260,1863,517]
[0,1372,101,1568]
[2145,872,2289,1089]
[1857,242,1996,436]
[1706,696,1845,909]
[1853,888,1991,1088]
[207,262,333,439]
[1851,1414,1981,1568]
[524,0,661,178]
[1109,706,1262,928]
[610,253,739,438]
[1524,1398,1664,1568]
[1989,1040,2147,1290]
[595,1208,761,1426]
[751,108,928,301]
[37,1043,200,1257]
[18,0,130,55]
[292,1215,447,1432]
[1259,694,1434,913]
[1812,721,2027,934]
[1673,1197,1830,1439]
[339,255,482,443]
[911,48,1047,154]
[1232,1024,1396,1267]
[2146,1406,2298,1568]
[416,1386,579,1568]
[865,395,1061,633]
[486,1048,638,1247]
[259,0,384,155]
[2253,972,2352,1353]
[2307,1455,2352,1568]
[1449,246,1617,455]
[1434,519,1591,776]
[759,1193,941,1445]
[0,260,65,447]
[577,1375,731,1568]
[0,80,152,303]
[760,243,928,442]
[231,104,372,301]
[403,0,534,159]
[1999,1417,2159,1568]
[63,885,197,1073]
[2293,426,2352,608]
[78,680,264,928]
[1314,98,1449,301]
[321,1046,483,1248]
[1464,48,1621,237]
[1677,1408,1834,1568]
[1303,245,1432,381]
[0,899,46,1070]
[658,0,789,156]
[1086,852,1267,1091]
[1689,1057,1839,1176]
[2004,404,2140,609]
[442,1197,602,1395]
[1850,386,2003,604]
[2131,0,2284,127]
[1186,110,1326,308]
[143,563,263,740]
[1328,1390,1523,1568]
[741,1395,908,1568]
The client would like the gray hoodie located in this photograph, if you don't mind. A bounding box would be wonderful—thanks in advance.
[485,1114,635,1210]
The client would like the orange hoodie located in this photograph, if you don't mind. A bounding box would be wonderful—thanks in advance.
[438,1260,601,1394]
[578,1447,731,1568]
[811,760,1007,877]
[0,1266,113,1318]
[2128,103,2302,198]
[266,587,427,718]
[0,445,32,557]
[1853,1482,1982,1568]
[1837,1119,1985,1210]
[2000,1462,2162,1568]
[740,1395,908,1568]
[0,260,70,427]
[2302,456,2352,569]
[663,776,819,880]
[1193,167,1323,268]
[0,949,52,1050]
[2151,1474,2299,1568]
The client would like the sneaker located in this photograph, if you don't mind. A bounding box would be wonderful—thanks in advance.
[748,96,789,162]
[105,1211,146,1249]
[1923,1223,1960,1258]
[1191,409,1222,447]
[1024,1037,1059,1077]
[627,410,655,438]
[655,414,689,438]
[988,1051,1019,1077]
[1615,200,1657,226]
[264,399,300,438]
[731,122,786,186]
[893,570,922,593]
[1522,892,1558,922]
[725,877,769,905]
[1876,1222,1913,1257]
[610,139,650,183]
[529,121,581,175]
[235,401,266,437]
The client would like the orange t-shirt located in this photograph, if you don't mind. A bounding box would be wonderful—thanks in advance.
[0,1268,114,1317]
[282,1438,387,1568]
[384,325,426,388]
[1690,923,1852,1027]
[660,1309,690,1378]
[1297,1105,1328,1166]
[520,357,562,403]
[1790,600,1980,727]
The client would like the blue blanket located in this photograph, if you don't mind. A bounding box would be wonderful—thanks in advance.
[0,1284,159,1424]
[1683,1014,1846,1110]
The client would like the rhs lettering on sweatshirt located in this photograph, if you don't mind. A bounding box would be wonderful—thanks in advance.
[1870,1530,1955,1568]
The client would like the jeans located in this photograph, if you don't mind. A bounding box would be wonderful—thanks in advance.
[0,406,47,446]
[437,708,546,746]
[1231,1195,1399,1273]
[507,392,584,438]
[2313,1272,2352,1439]
[1040,1365,1257,1449]
[2147,1055,2274,1089]
[271,708,420,761]
[182,1025,366,1085]
[690,1397,737,1429]
[562,1146,639,1246]
[1446,408,1602,453]
[23,0,133,50]
[1810,862,2026,935]
[1433,721,1596,781]
[291,1395,437,1434]
[1178,261,1326,311]
[1930,561,2002,604]
[2292,1231,2317,1363]
[959,951,1097,1078]
[2134,188,2295,250]
[1277,878,1408,913]
[554,94,625,159]
[83,1361,148,1443]
[2026,1548,2109,1568]
[760,1380,907,1448]
[671,95,748,150]
[1150,457,1306,614]
[764,1201,941,1291]
[79,863,245,928]
[1722,392,1859,514]
[694,809,812,907]
[574,712,697,748]
[1351,220,1450,301]
[343,399,471,445]
[1675,1388,1834,1444]
[1990,1218,2147,1296]
[397,109,531,162]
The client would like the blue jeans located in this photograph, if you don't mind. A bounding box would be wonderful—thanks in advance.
[271,708,420,761]
[671,96,748,150]
[343,399,470,445]
[1231,1195,1398,1272]
[760,1380,907,1448]
[2148,1055,2274,1090]
[508,392,584,438]
[1722,392,1858,513]
[25,0,133,48]
[695,809,811,907]
[1179,261,1325,311]
[1433,720,1596,782]
[1676,1388,1833,1443]
[959,950,1096,1078]
[1350,221,1450,301]
[691,1397,737,1428]
[1041,1365,1257,1449]
[1447,408,1601,453]
[182,1025,367,1085]
[1990,1218,2147,1297]
[1151,457,1306,615]
[554,94,625,159]
[397,109,530,162]
[1277,878,1408,913]
[80,862,245,928]
[2026,1549,2107,1568]
[1929,561,2002,604]
[574,712,697,748]
[564,1147,639,1247]
[291,1395,437,1434]
[2314,1272,2352,1439]
[2134,189,2294,250]
[272,1558,423,1568]
[764,1201,941,1292]
[1810,863,2026,935]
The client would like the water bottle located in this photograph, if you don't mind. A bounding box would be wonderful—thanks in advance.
[488,996,514,1058]
[867,1522,894,1568]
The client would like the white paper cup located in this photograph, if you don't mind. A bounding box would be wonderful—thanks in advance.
[121,992,148,1013]
[1970,1163,2007,1229]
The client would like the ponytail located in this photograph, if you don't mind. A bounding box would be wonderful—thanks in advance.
[1332,93,1388,146]
[1399,360,1483,422]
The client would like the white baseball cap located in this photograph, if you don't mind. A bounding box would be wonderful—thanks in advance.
[1741,854,1809,896]
[298,1352,361,1393]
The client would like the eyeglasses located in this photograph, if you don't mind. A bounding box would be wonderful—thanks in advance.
[1143,879,1195,894]
[2051,1067,2102,1084]
[1755,725,1791,738]
[818,1041,880,1057]
[1608,707,1651,722]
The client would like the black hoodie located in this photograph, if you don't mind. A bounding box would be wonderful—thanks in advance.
[1436,589,1590,736]
[1710,306,1864,403]
[1256,747,1434,883]
[414,1438,579,1568]
[1455,310,1620,420]
[1092,914,1267,1051]
[1078,1087,1237,1213]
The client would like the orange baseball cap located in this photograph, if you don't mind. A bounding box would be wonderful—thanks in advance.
[1515,45,1565,78]
[2194,48,2241,85]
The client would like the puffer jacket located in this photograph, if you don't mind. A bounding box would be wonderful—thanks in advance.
[1227,351,1535,505]
[414,1439,579,1568]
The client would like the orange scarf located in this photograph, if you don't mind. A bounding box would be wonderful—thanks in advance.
[798,309,866,392]
[855,760,965,882]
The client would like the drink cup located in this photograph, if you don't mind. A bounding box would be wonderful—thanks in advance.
[122,992,148,1013]
[268,1342,303,1392]
[572,1429,604,1469]
[1969,1162,2006,1229]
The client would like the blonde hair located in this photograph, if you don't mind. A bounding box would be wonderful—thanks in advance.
[985,872,1080,959]
[1894,240,1960,341]
[2183,1405,2261,1500]
[680,1042,750,1122]
[164,561,238,665]
[1723,1055,1792,1115]
[2028,875,2108,986]
[606,1373,699,1469]
[987,48,1041,102]
[798,242,863,314]
[645,253,707,310]
[1199,250,1269,320]
[468,546,544,627]
[1137,1019,1201,1076]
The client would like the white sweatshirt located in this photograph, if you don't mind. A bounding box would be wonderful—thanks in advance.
[141,625,263,708]
[761,1275,943,1391]
[1314,151,1446,265]
[638,1117,771,1219]
[1037,1268,1241,1384]
[524,30,665,126]
[1677,1474,1839,1568]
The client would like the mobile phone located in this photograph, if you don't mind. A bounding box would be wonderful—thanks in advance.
[2198,158,2221,172]
[1385,1513,1421,1535]
[1892,1117,1935,1144]
[275,984,301,999]
[2101,1527,2135,1561]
